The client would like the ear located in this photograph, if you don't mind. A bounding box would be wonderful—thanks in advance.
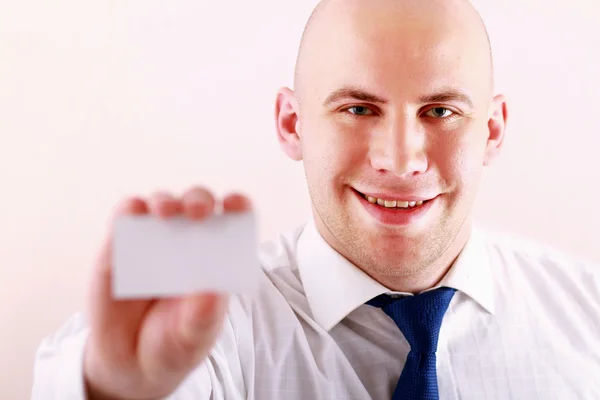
[275,87,303,161]
[483,94,508,166]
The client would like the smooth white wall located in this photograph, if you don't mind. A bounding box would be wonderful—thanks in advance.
[0,0,598,397]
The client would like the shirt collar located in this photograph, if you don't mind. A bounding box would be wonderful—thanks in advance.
[296,219,495,332]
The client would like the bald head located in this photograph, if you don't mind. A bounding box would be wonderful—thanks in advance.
[294,0,494,100]
[275,0,508,287]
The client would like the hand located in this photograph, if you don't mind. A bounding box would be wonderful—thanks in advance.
[83,187,251,400]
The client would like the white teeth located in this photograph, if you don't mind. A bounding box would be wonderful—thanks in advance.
[365,195,427,209]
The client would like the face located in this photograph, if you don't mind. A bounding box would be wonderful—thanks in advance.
[276,6,507,284]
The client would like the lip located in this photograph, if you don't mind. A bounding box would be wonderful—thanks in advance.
[358,191,436,202]
[353,189,438,226]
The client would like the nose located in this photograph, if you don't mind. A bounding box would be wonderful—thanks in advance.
[370,115,428,177]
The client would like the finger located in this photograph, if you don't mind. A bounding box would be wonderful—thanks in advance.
[222,193,252,213]
[89,197,150,332]
[99,196,149,274]
[105,196,149,229]
[148,191,182,218]
[181,187,216,220]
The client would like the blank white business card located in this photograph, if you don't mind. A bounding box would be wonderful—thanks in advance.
[112,212,260,299]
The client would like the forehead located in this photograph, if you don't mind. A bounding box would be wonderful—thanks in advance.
[303,9,491,104]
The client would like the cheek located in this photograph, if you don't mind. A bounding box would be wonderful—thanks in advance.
[301,119,367,178]
[429,128,487,190]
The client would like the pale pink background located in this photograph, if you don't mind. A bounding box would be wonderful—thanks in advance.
[0,0,598,397]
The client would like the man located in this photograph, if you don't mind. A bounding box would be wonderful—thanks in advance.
[32,0,600,399]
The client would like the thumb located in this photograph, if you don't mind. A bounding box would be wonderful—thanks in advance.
[138,293,229,392]
[178,293,229,345]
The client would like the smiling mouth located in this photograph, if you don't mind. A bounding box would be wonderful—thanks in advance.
[355,190,433,210]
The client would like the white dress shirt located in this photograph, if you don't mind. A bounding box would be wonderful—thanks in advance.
[32,220,600,399]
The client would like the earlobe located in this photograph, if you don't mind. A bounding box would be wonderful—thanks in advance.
[483,94,508,166]
[275,87,303,161]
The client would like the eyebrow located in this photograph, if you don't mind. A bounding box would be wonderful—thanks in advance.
[418,89,474,109]
[322,85,474,109]
[323,86,388,106]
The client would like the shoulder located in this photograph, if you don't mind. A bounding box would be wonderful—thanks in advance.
[477,226,600,305]
[480,227,597,272]
[256,223,306,274]
[230,222,309,316]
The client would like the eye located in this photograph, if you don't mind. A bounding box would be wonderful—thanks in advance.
[425,107,454,118]
[346,106,374,116]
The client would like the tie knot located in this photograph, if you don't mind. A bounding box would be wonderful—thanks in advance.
[367,287,456,354]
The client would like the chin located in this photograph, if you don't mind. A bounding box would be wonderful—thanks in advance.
[365,226,424,252]
[354,235,424,276]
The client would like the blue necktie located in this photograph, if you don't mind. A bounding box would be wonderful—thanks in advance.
[367,287,456,400]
